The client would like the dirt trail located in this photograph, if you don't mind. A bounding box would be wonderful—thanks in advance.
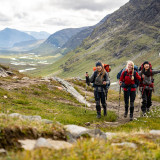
[72,82,160,127]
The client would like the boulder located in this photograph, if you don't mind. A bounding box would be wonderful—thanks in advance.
[149,130,160,135]
[51,77,91,107]
[65,125,107,142]
[19,138,72,150]
[111,142,137,149]
[0,68,8,77]
[22,77,30,81]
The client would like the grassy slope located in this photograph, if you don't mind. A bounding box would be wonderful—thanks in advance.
[0,76,159,159]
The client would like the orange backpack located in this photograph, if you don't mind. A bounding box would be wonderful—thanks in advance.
[93,64,111,72]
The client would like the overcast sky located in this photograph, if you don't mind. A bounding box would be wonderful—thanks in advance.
[0,0,129,34]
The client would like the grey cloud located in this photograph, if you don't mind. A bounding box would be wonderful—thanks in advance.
[43,18,71,26]
[0,13,11,22]
[14,12,28,19]
[49,0,129,11]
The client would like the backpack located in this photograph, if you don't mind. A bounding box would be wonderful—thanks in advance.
[93,64,111,72]
[139,62,154,90]
[117,65,139,79]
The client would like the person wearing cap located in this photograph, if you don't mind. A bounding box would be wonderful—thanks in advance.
[139,61,160,115]
[119,61,141,121]
[86,61,110,118]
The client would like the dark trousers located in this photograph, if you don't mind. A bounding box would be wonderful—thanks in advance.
[94,91,106,112]
[124,90,136,115]
[141,89,152,112]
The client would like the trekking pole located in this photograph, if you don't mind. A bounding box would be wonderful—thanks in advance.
[118,86,121,118]
[85,83,87,113]
[85,72,89,113]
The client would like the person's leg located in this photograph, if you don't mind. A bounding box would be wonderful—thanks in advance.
[124,91,129,118]
[146,90,152,112]
[94,90,101,118]
[130,91,136,121]
[141,89,147,115]
[101,91,107,116]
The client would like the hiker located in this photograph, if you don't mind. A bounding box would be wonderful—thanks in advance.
[85,61,110,118]
[119,61,141,121]
[139,61,160,115]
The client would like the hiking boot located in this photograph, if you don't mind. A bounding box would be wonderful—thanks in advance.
[124,105,128,118]
[130,115,133,121]
[142,111,146,117]
[103,108,107,116]
[124,111,128,118]
[97,112,101,119]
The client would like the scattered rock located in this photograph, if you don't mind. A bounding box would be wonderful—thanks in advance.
[9,113,21,118]
[0,68,8,77]
[34,138,52,149]
[12,76,19,80]
[18,139,36,150]
[21,115,42,121]
[42,119,53,124]
[6,71,14,75]
[3,95,8,99]
[40,78,50,82]
[111,142,137,149]
[85,122,90,126]
[19,138,72,150]
[149,130,160,135]
[65,125,106,142]
[0,148,7,155]
[22,77,30,81]
[105,132,117,139]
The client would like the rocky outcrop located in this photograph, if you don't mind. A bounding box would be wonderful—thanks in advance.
[65,125,106,142]
[19,138,73,150]
[51,77,91,107]
[0,68,8,77]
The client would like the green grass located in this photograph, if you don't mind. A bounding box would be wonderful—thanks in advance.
[3,132,160,160]
[0,82,117,126]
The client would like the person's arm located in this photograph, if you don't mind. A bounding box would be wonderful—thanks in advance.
[135,72,142,81]
[85,72,95,84]
[152,70,160,75]
[119,71,125,86]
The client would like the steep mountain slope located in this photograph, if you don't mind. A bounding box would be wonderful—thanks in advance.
[0,28,36,49]
[32,0,160,94]
[62,14,111,54]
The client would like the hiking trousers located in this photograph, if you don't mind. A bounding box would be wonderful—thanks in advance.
[94,90,106,113]
[141,89,152,112]
[124,90,136,116]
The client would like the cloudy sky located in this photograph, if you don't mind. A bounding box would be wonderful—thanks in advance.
[0,0,129,34]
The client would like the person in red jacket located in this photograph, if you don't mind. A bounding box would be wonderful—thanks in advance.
[119,61,141,121]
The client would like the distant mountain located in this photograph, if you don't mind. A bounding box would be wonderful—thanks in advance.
[33,27,88,55]
[0,28,36,49]
[25,31,51,40]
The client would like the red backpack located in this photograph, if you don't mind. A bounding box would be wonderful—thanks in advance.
[93,64,111,72]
